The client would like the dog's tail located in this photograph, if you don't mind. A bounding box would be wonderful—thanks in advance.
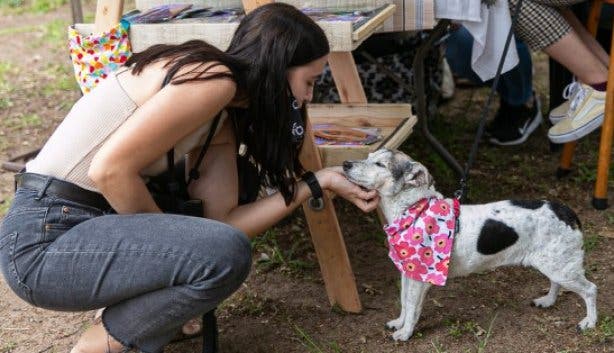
[548,201,582,231]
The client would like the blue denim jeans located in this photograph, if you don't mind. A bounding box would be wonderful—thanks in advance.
[445,26,534,106]
[0,181,252,353]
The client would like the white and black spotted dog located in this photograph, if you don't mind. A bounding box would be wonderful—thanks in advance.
[343,149,597,341]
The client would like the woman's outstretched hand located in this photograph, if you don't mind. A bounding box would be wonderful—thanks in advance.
[315,166,380,212]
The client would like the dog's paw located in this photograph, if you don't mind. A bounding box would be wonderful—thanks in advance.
[576,317,597,332]
[532,296,556,308]
[392,328,413,341]
[385,318,404,331]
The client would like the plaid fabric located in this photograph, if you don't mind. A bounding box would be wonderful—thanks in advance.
[508,0,586,50]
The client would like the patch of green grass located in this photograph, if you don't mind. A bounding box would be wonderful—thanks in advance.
[30,0,67,12]
[0,341,17,353]
[475,313,497,353]
[293,324,342,353]
[442,314,497,353]
[0,61,17,79]
[0,61,17,109]
[0,24,38,36]
[0,0,67,15]
[221,291,272,317]
[0,196,13,217]
[42,63,78,95]
[430,340,448,353]
[444,318,482,338]
[5,113,43,130]
[571,162,599,184]
[583,233,600,253]
[251,229,315,274]
[598,316,614,337]
[39,18,71,49]
[582,316,614,344]
[0,0,24,9]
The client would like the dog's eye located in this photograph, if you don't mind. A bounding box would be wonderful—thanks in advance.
[375,162,385,168]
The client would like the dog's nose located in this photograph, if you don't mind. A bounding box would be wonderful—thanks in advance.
[343,161,353,172]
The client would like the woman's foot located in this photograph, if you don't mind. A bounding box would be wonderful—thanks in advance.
[548,83,606,143]
[170,317,202,343]
[70,323,129,353]
[549,79,581,124]
[181,317,202,336]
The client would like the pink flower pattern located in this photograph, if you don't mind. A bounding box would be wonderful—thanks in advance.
[403,259,428,281]
[434,234,452,254]
[383,198,460,286]
[431,199,451,216]
[418,247,435,265]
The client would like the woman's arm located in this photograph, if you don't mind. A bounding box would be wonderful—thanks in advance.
[88,65,237,214]
[225,168,379,238]
[188,122,379,238]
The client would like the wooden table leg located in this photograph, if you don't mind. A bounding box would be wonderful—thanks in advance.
[298,51,368,312]
[300,120,362,312]
[328,52,368,103]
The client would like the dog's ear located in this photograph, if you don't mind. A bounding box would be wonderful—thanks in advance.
[404,162,433,188]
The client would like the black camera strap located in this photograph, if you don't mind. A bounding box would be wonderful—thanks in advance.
[161,73,223,198]
[186,114,221,185]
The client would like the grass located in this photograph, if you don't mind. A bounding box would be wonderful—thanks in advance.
[0,196,13,217]
[430,340,447,353]
[583,316,614,344]
[220,290,272,317]
[0,20,70,52]
[475,313,497,353]
[0,24,38,36]
[439,314,497,353]
[0,341,17,353]
[42,63,78,95]
[0,0,67,15]
[4,113,43,130]
[583,233,601,252]
[293,324,342,353]
[0,61,17,110]
[251,229,315,275]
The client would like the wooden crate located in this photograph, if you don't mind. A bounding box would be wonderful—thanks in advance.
[308,103,416,167]
[134,0,435,32]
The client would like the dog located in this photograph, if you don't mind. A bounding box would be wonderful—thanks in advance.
[343,149,597,341]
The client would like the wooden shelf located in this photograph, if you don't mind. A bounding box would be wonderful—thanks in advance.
[74,4,395,52]
[308,103,416,166]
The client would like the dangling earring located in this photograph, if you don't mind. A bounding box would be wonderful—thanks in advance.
[291,99,300,110]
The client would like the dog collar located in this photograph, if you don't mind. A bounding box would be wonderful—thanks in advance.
[383,197,460,286]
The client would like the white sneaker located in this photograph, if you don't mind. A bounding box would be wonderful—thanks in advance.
[548,79,580,124]
[547,83,606,144]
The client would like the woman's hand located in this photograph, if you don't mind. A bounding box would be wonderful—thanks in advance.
[315,167,380,212]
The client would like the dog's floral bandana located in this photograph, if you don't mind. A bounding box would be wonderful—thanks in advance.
[68,20,132,94]
[383,197,460,286]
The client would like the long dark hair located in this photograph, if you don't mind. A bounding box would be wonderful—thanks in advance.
[125,3,330,205]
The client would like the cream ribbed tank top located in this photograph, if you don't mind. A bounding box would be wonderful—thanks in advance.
[26,70,226,192]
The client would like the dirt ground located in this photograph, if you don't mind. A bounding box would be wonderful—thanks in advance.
[0,2,613,353]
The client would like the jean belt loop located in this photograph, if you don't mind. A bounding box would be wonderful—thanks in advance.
[35,176,54,201]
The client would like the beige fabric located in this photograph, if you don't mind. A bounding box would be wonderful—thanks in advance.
[26,70,227,192]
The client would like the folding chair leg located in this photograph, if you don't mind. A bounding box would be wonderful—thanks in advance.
[557,142,576,178]
[202,310,218,353]
[592,24,614,210]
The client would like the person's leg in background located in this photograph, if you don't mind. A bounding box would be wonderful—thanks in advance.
[509,0,609,143]
[445,26,541,146]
